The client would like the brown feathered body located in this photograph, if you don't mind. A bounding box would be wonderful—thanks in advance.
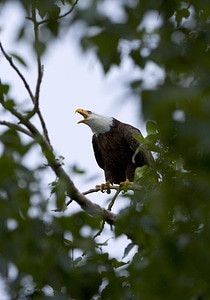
[92,118,153,184]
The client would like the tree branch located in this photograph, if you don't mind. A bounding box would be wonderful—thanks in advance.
[93,189,121,239]
[0,42,35,104]
[82,183,142,196]
[0,96,117,225]
[0,120,33,138]
[31,4,52,147]
[0,37,50,147]
[47,161,118,225]
[82,185,121,196]
[107,189,121,211]
[32,5,42,107]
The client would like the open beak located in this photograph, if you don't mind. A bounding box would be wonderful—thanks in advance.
[75,108,89,124]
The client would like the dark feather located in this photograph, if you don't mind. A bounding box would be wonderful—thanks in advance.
[92,118,153,184]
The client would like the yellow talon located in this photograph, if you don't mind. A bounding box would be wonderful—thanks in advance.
[96,181,111,194]
[120,178,133,187]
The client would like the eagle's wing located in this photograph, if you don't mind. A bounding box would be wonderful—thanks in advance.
[123,124,154,166]
[92,135,104,170]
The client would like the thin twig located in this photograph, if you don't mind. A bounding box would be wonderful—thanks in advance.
[53,0,79,21]
[0,41,49,148]
[31,4,52,148]
[82,183,142,196]
[92,220,106,239]
[83,185,120,196]
[32,4,42,107]
[65,199,73,207]
[107,189,121,211]
[0,99,39,135]
[37,108,52,148]
[65,185,120,206]
[26,0,79,25]
[34,65,43,108]
[92,189,121,239]
[0,42,35,104]
[0,120,33,138]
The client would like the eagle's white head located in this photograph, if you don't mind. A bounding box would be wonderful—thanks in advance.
[75,108,113,136]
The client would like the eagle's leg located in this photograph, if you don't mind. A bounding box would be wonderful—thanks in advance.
[120,178,133,187]
[96,181,111,194]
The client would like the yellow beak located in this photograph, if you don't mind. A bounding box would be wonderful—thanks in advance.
[75,108,89,124]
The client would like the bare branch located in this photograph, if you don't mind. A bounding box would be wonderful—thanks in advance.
[83,185,121,195]
[37,107,52,147]
[31,5,52,147]
[55,0,79,21]
[0,98,42,137]
[0,105,116,224]
[0,42,35,105]
[0,88,135,226]
[0,120,33,138]
[32,4,42,107]
[50,163,117,225]
[35,64,43,107]
[0,103,117,224]
[93,220,106,239]
[0,42,49,147]
[82,183,142,196]
[93,189,121,239]
[107,189,121,211]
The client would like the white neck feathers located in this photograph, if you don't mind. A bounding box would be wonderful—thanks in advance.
[85,114,113,136]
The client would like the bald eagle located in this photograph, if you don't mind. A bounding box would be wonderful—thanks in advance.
[76,108,153,185]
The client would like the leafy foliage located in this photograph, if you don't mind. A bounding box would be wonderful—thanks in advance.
[0,0,210,299]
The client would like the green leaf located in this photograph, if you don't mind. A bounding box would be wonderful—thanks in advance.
[36,0,48,19]
[2,99,15,110]
[64,238,73,246]
[0,128,33,158]
[71,164,85,174]
[10,53,28,67]
[33,40,46,57]
[0,84,10,96]
[146,120,158,135]
[123,242,136,259]
[175,8,190,26]
[73,256,83,266]
[111,258,127,269]
[88,29,120,73]
[134,165,149,181]
[132,147,141,164]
